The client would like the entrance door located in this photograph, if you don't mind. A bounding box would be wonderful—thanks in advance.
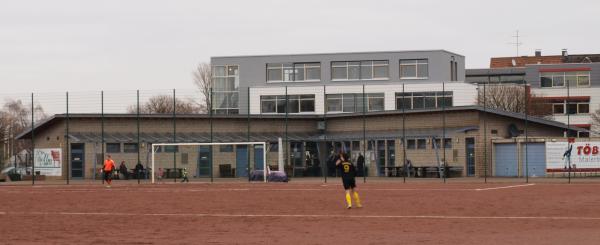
[291,142,304,177]
[466,138,475,176]
[235,145,248,177]
[197,146,210,177]
[254,145,264,171]
[70,144,84,179]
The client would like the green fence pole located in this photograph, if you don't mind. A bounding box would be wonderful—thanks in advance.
[66,92,70,184]
[31,93,35,185]
[402,84,406,183]
[173,89,177,183]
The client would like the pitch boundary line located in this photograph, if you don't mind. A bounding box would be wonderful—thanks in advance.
[475,183,535,191]
[2,211,600,221]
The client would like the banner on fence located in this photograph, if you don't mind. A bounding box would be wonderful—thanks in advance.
[34,148,62,176]
[546,142,600,172]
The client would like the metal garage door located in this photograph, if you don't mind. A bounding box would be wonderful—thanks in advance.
[495,143,518,177]
[521,143,546,177]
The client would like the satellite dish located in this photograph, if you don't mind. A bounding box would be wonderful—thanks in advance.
[508,124,520,137]
[511,59,516,67]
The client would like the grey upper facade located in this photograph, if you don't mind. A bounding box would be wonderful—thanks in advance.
[211,50,465,114]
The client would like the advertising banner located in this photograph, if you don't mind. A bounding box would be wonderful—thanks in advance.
[546,142,600,172]
[34,148,62,176]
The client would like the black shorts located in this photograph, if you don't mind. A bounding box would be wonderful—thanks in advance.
[104,171,113,181]
[342,178,356,190]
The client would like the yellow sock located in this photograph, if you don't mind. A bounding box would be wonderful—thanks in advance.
[345,193,352,207]
[353,192,361,207]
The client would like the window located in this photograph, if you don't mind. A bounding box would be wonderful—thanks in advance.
[267,63,321,82]
[444,138,452,149]
[269,142,279,152]
[433,139,441,149]
[417,139,427,149]
[260,95,315,114]
[396,92,453,110]
[352,141,360,151]
[540,71,590,88]
[212,65,239,114]
[552,100,589,115]
[552,104,565,114]
[164,145,179,153]
[106,143,121,153]
[123,143,138,153]
[331,60,388,80]
[326,93,384,113]
[406,139,416,149]
[400,59,428,79]
[219,145,233,152]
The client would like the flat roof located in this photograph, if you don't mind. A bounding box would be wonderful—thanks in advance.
[211,49,464,59]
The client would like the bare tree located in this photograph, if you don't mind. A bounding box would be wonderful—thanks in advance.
[127,95,202,114]
[0,99,47,163]
[477,84,552,118]
[192,62,212,113]
[592,106,600,131]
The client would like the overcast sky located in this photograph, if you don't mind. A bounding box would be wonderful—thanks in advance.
[1,0,599,96]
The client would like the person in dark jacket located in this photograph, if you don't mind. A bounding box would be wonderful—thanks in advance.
[336,152,362,209]
[134,162,144,179]
[119,161,128,180]
[356,153,365,177]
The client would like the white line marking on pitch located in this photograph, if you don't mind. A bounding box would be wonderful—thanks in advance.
[475,183,535,191]
[2,211,599,221]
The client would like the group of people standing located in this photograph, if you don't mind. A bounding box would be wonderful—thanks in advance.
[101,155,149,187]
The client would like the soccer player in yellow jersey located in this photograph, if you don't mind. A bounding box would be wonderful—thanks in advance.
[336,152,362,209]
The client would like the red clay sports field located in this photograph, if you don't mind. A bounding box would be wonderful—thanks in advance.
[1,179,600,244]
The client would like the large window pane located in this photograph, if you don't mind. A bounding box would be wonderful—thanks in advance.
[360,61,373,79]
[287,98,299,113]
[276,98,286,113]
[417,139,426,149]
[283,65,294,81]
[578,75,590,87]
[213,66,226,76]
[267,68,282,81]
[348,65,360,80]
[417,64,428,78]
[300,99,315,112]
[541,77,552,87]
[413,96,424,109]
[294,65,305,81]
[332,67,347,80]
[401,65,416,78]
[567,103,577,114]
[227,66,238,76]
[373,65,388,78]
[553,104,564,114]
[342,95,355,112]
[306,67,320,80]
[424,96,436,108]
[578,104,589,114]
[261,99,276,113]
[368,97,384,111]
[553,76,564,87]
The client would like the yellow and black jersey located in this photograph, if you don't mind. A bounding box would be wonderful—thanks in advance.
[338,162,356,179]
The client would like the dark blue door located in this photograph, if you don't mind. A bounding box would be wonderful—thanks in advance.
[236,145,248,177]
[71,144,84,179]
[254,145,264,171]
[197,146,210,177]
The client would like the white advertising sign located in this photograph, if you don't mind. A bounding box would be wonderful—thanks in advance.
[34,148,62,176]
[546,142,600,172]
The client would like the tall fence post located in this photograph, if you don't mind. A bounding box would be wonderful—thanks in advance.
[285,86,289,179]
[442,82,446,184]
[323,85,327,183]
[362,84,367,183]
[100,91,105,183]
[137,90,141,184]
[247,87,251,182]
[483,82,488,183]
[173,89,177,183]
[524,82,529,183]
[402,84,407,183]
[31,93,35,185]
[210,88,214,183]
[567,76,571,184]
[66,92,70,185]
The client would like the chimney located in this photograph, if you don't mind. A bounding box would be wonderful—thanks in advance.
[535,49,542,57]
[562,49,568,57]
